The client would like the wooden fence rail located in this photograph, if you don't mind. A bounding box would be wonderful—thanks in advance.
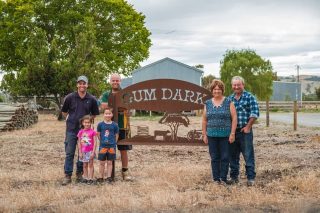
[258,101,320,111]
[259,101,319,131]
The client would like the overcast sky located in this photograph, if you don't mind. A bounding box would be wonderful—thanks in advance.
[127,0,320,77]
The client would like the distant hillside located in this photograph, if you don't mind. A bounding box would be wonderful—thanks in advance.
[278,75,320,95]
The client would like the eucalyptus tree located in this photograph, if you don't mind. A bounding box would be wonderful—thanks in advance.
[0,0,151,108]
[220,49,273,100]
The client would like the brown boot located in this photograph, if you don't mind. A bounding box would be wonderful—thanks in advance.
[75,173,83,183]
[62,175,71,186]
[122,170,133,181]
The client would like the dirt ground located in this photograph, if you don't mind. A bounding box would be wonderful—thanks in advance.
[0,114,319,213]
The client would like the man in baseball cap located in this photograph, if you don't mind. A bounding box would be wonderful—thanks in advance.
[77,75,88,84]
[61,75,99,185]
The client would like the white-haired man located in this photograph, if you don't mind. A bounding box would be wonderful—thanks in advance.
[228,76,259,186]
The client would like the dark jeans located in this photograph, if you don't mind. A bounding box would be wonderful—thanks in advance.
[64,131,83,176]
[229,130,256,180]
[208,136,230,182]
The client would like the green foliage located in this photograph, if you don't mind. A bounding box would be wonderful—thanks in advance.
[305,83,311,93]
[220,49,274,100]
[302,93,318,101]
[201,74,215,90]
[0,0,151,107]
[315,87,320,100]
[0,95,3,102]
[194,64,204,69]
[272,72,279,81]
[315,86,320,100]
[284,94,292,101]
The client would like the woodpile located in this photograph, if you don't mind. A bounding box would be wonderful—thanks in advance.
[0,103,38,131]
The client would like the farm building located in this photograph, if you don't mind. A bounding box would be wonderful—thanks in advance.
[121,57,203,88]
[119,57,302,102]
[271,81,302,101]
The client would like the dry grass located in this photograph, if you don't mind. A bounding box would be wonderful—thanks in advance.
[0,114,320,212]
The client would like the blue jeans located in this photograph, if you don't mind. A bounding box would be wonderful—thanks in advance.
[208,136,230,182]
[64,131,83,176]
[229,130,256,180]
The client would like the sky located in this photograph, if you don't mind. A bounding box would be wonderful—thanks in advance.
[126,0,320,77]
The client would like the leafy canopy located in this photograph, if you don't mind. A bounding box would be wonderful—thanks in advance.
[0,0,151,105]
[201,74,215,90]
[315,86,320,100]
[220,49,273,100]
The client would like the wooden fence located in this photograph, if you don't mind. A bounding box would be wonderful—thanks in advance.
[258,101,320,111]
[259,101,320,131]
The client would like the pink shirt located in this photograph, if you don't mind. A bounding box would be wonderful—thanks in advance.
[77,129,97,153]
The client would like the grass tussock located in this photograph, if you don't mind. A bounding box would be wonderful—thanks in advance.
[0,114,320,212]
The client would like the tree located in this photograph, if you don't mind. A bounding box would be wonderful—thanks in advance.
[201,74,215,90]
[315,86,320,100]
[193,64,204,69]
[220,49,274,100]
[159,113,189,141]
[0,0,151,109]
[306,83,311,94]
[272,72,279,81]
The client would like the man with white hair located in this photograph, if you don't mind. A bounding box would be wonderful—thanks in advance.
[228,76,259,186]
[100,73,132,181]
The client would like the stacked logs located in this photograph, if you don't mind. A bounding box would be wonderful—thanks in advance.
[0,103,38,131]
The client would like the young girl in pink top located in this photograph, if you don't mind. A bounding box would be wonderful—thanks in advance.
[77,115,97,184]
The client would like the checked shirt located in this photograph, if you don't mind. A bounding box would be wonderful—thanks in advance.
[229,90,259,128]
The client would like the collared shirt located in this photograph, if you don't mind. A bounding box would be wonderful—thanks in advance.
[100,90,126,129]
[229,90,259,128]
[62,92,100,133]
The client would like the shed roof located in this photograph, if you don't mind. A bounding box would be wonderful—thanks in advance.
[132,57,204,74]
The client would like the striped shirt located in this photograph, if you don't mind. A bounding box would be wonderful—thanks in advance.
[229,91,259,128]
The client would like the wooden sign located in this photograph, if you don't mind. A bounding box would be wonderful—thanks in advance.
[116,79,211,113]
[115,79,212,146]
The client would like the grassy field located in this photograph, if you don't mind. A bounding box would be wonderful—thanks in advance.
[0,114,320,212]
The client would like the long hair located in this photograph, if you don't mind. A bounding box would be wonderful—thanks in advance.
[79,115,92,129]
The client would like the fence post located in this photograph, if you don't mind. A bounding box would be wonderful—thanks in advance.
[293,101,297,131]
[266,100,270,127]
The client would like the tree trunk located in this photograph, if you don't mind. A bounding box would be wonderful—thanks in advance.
[54,94,64,121]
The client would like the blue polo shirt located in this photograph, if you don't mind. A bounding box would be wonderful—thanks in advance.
[62,92,99,133]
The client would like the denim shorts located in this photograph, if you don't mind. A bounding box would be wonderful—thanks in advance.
[98,147,116,161]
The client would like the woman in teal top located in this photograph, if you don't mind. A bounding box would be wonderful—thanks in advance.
[202,79,237,184]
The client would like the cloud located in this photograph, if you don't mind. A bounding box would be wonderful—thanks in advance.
[128,0,320,77]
